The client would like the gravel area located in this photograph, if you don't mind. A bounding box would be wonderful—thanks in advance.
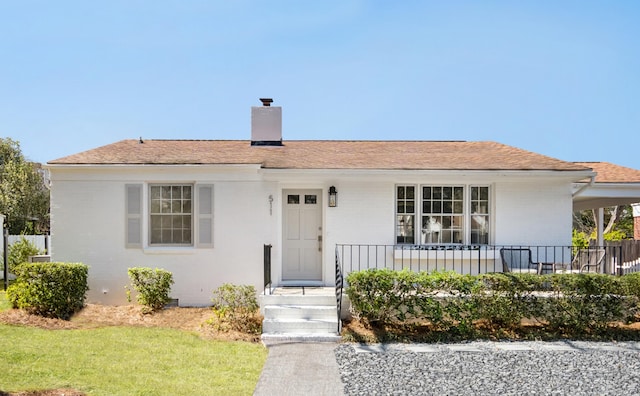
[336,341,640,395]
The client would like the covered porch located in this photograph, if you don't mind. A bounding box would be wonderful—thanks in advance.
[572,161,640,247]
[334,162,640,279]
[335,243,638,278]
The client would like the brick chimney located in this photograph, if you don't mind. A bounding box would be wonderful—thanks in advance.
[633,203,640,240]
[251,98,282,146]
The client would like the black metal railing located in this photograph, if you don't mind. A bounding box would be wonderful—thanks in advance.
[335,246,344,334]
[335,244,636,279]
[263,244,272,294]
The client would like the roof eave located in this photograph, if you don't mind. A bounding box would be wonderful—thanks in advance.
[45,163,263,171]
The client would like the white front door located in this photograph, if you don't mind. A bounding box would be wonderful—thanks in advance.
[282,189,322,281]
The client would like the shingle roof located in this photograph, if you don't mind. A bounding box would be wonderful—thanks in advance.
[48,139,590,171]
[574,162,640,183]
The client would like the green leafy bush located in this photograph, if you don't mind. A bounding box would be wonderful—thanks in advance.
[209,284,261,334]
[126,267,174,312]
[604,229,627,241]
[621,272,640,298]
[572,229,590,249]
[477,273,546,328]
[7,262,88,319]
[541,274,629,333]
[7,236,43,273]
[346,269,640,337]
[346,269,485,335]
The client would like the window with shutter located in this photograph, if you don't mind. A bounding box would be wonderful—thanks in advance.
[125,183,214,248]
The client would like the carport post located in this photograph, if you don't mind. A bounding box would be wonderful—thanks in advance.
[597,208,604,248]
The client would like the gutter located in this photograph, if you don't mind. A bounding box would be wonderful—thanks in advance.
[572,175,596,197]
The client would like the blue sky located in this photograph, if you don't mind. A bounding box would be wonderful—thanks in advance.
[1,1,639,169]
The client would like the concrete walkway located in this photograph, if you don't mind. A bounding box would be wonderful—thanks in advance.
[253,342,345,396]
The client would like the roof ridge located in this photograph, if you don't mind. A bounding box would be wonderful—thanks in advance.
[137,138,471,143]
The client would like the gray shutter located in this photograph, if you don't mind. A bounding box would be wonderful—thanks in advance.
[126,184,142,248]
[197,185,214,248]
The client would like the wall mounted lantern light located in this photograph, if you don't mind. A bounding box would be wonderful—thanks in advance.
[328,186,338,207]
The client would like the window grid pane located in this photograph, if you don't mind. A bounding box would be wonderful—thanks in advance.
[396,186,416,243]
[470,186,490,244]
[150,185,193,245]
[421,185,464,244]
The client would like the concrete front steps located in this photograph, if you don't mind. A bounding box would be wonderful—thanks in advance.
[260,287,341,344]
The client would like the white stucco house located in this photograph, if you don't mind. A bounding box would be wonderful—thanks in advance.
[46,99,640,307]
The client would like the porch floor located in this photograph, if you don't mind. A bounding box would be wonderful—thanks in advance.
[266,286,335,296]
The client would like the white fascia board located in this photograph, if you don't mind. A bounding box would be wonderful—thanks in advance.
[47,163,263,182]
[572,182,640,198]
[46,163,262,178]
[45,163,262,172]
[260,168,594,182]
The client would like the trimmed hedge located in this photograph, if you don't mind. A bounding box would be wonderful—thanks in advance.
[127,267,174,311]
[7,262,89,319]
[346,269,640,336]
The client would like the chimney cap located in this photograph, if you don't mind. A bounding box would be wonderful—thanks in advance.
[259,98,273,106]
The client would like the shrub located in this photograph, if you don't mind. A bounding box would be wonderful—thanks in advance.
[542,274,632,333]
[346,269,485,335]
[345,268,408,324]
[477,273,546,328]
[572,229,590,249]
[8,236,43,273]
[621,272,640,298]
[6,262,88,319]
[209,284,261,334]
[126,267,174,312]
[346,269,640,337]
[604,229,627,241]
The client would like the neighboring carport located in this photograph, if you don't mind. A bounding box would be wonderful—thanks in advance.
[572,162,640,245]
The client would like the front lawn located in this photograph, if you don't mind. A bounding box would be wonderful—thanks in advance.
[0,293,268,396]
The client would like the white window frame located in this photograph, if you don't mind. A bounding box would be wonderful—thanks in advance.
[469,185,490,245]
[149,184,194,247]
[395,184,491,245]
[395,185,416,244]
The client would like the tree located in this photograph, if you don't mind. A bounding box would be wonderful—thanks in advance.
[572,205,634,242]
[0,138,50,234]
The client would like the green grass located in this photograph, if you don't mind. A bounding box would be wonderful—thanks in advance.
[0,323,267,395]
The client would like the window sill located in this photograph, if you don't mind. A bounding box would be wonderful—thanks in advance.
[143,246,197,255]
[394,245,497,260]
